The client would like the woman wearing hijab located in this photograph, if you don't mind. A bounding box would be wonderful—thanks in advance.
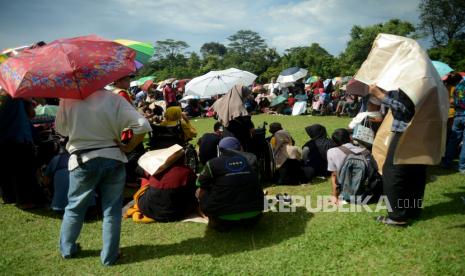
[301,124,337,181]
[212,85,255,152]
[271,130,303,185]
[159,106,197,141]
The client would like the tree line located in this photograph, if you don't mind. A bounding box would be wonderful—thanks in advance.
[137,0,465,83]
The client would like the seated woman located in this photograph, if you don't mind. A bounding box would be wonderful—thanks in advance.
[196,137,263,230]
[213,85,255,152]
[301,124,337,181]
[159,106,197,141]
[128,146,198,222]
[184,99,201,118]
[271,130,304,185]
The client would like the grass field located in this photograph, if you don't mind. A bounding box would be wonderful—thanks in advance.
[1,114,464,274]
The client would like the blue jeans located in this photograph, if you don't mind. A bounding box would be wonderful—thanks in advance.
[444,115,465,171]
[59,158,126,266]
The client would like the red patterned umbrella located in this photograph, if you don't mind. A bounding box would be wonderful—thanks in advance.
[0,35,136,99]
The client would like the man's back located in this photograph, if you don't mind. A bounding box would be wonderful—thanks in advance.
[56,90,148,152]
[198,150,262,216]
[56,90,151,170]
[198,133,221,165]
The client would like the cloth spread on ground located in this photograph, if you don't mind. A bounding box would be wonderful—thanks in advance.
[123,184,155,223]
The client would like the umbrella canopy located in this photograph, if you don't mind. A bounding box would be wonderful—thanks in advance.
[432,60,454,78]
[0,54,7,64]
[141,79,154,92]
[137,76,155,85]
[185,68,257,97]
[270,95,287,107]
[305,75,319,84]
[114,39,154,64]
[179,94,200,103]
[277,67,307,83]
[134,60,144,70]
[0,35,136,99]
[1,45,30,64]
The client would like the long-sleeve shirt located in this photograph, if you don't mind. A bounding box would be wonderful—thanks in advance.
[381,90,415,133]
[55,89,152,170]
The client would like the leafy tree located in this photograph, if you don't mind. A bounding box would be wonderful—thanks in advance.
[281,43,337,78]
[418,0,465,46]
[200,55,223,73]
[187,52,201,70]
[227,30,267,56]
[200,42,227,58]
[261,48,281,67]
[338,19,415,75]
[154,39,190,60]
[428,39,465,71]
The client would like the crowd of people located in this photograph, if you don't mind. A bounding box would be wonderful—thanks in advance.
[0,37,463,266]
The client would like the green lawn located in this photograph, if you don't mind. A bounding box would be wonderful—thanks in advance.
[1,114,464,274]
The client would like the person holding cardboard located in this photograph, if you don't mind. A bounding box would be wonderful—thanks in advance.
[351,34,449,226]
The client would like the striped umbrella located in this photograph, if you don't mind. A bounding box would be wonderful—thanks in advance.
[115,39,154,64]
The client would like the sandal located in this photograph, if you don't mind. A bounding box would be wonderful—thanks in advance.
[375,216,407,227]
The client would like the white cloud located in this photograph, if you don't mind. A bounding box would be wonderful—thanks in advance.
[0,0,422,55]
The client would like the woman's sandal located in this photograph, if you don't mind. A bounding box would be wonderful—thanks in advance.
[375,215,407,227]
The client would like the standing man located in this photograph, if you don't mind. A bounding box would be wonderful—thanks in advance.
[443,75,465,173]
[163,80,177,107]
[368,85,424,226]
[56,89,151,265]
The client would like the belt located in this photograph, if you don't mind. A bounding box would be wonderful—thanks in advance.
[72,145,119,166]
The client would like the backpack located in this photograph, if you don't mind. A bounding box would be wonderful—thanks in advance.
[337,146,382,203]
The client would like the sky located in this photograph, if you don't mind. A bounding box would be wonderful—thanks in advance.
[0,0,424,56]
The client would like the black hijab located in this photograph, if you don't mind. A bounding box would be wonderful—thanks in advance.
[304,124,336,162]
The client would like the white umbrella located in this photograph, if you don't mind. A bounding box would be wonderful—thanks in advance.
[277,67,308,83]
[185,68,257,97]
[179,95,200,103]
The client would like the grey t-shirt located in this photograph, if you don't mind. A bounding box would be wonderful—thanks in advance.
[327,143,366,172]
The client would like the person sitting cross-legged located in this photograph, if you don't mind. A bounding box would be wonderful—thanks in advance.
[196,137,264,231]
[197,121,224,166]
[301,124,337,181]
[326,128,367,205]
